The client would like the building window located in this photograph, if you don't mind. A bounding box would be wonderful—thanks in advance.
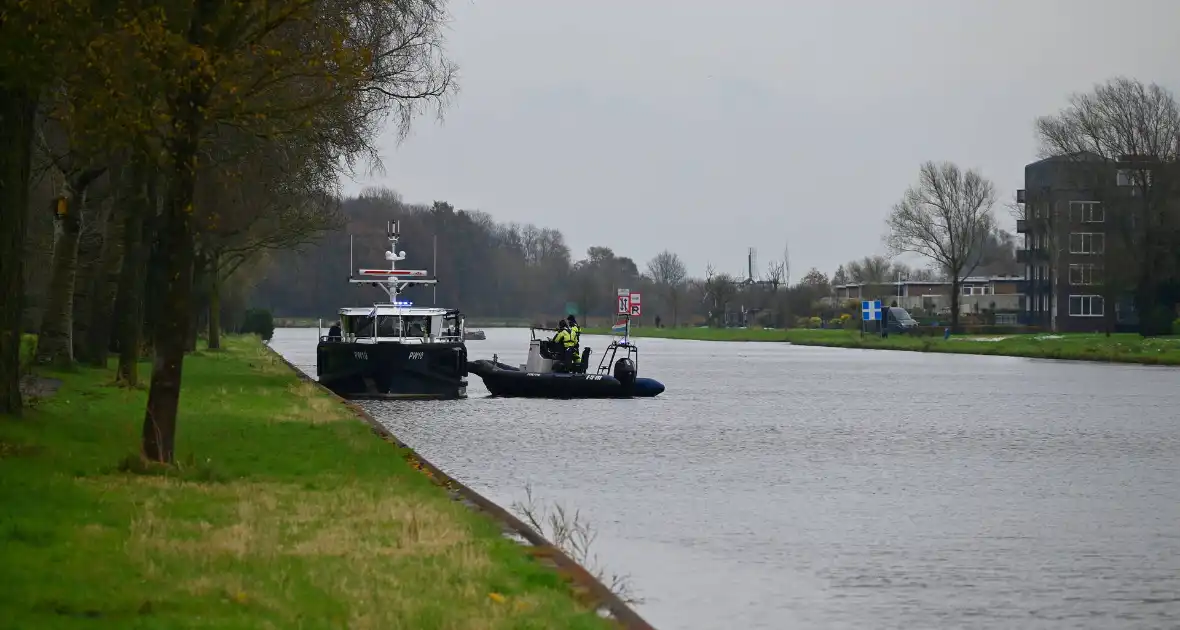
[996,313,1018,325]
[1068,263,1101,285]
[961,285,993,296]
[1069,201,1104,223]
[1117,168,1152,187]
[1068,295,1104,317]
[1069,232,1105,254]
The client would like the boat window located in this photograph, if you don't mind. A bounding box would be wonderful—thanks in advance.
[375,316,402,337]
[401,315,430,337]
[347,315,374,337]
[442,313,462,338]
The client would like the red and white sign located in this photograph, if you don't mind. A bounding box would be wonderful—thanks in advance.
[358,269,428,277]
[629,292,642,316]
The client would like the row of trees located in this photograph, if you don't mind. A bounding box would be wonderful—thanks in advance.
[249,186,959,331]
[1,0,458,464]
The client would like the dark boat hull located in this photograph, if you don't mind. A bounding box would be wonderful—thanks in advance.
[467,360,665,399]
[316,340,468,400]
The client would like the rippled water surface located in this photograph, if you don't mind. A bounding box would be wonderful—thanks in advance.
[273,326,1180,630]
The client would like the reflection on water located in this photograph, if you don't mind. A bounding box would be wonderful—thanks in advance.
[273,326,1180,630]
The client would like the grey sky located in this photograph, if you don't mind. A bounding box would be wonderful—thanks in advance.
[342,0,1180,280]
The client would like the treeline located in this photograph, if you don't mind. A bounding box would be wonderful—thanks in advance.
[1,0,457,463]
[248,194,1019,331]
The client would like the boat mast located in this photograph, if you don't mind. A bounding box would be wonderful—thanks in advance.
[350,220,437,305]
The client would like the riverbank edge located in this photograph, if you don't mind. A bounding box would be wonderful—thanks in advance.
[580,327,1180,366]
[263,344,655,630]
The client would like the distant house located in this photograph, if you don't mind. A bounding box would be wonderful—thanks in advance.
[830,275,1027,324]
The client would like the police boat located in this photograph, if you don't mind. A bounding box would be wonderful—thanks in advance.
[466,327,665,399]
[315,220,468,400]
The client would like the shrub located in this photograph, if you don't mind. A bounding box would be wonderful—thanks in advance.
[1173,318,1180,336]
[241,308,276,342]
[19,334,37,372]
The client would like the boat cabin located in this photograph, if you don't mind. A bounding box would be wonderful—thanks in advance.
[334,304,465,344]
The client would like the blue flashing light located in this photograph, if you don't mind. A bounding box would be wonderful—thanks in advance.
[393,300,413,307]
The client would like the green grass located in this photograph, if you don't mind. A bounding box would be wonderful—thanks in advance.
[0,336,615,630]
[583,326,1180,365]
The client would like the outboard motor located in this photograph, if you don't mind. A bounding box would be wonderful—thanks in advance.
[613,357,637,386]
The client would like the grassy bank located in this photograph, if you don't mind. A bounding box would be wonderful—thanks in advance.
[582,326,1180,365]
[0,336,614,629]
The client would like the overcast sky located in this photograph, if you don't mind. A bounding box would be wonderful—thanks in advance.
[341,0,1180,280]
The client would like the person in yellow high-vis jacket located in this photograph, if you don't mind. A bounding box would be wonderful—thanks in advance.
[551,319,580,368]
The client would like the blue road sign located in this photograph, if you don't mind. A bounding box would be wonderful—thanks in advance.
[861,300,882,321]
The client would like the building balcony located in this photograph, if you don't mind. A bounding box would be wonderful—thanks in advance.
[1016,248,1048,264]
[1016,216,1049,234]
[1016,189,1026,203]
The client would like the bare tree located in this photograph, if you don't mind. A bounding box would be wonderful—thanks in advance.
[885,161,996,331]
[701,264,738,327]
[1035,76,1180,336]
[908,266,940,282]
[845,255,893,284]
[645,250,687,326]
[764,260,785,290]
[831,265,848,286]
[799,267,828,288]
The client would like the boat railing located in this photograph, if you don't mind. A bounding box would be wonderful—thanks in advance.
[595,339,639,375]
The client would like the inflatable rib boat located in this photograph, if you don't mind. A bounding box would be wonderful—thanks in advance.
[466,329,665,399]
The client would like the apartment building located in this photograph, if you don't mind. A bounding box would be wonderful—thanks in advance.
[1017,153,1140,332]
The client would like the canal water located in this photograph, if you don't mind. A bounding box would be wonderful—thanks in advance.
[272,327,1180,630]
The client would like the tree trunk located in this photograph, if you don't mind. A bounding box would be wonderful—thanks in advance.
[115,165,153,385]
[142,171,196,462]
[949,277,961,332]
[186,306,200,353]
[0,84,37,416]
[187,249,206,353]
[36,168,105,367]
[84,198,125,367]
[36,200,83,367]
[208,252,221,350]
[142,208,165,356]
[141,70,206,462]
[74,198,113,365]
